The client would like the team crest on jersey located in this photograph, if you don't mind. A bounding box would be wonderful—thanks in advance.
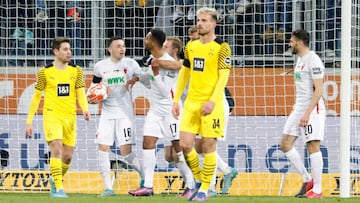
[209,49,214,57]
[224,57,231,65]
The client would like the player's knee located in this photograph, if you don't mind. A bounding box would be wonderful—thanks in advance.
[180,142,192,154]
[98,144,110,152]
[165,154,173,162]
[143,137,157,149]
[280,141,291,153]
[194,139,202,153]
[62,155,72,164]
[306,140,321,154]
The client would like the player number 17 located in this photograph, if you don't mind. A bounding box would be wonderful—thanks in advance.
[169,123,177,134]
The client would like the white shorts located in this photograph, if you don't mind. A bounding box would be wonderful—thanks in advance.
[143,111,179,146]
[95,117,135,146]
[283,107,326,143]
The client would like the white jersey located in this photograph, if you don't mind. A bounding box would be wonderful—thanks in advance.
[293,51,325,112]
[147,53,177,116]
[93,57,142,119]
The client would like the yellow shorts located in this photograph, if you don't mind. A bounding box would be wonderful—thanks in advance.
[180,99,225,138]
[43,113,77,147]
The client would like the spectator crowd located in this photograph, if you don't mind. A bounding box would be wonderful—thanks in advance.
[0,0,341,67]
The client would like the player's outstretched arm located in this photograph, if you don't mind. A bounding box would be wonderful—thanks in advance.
[152,58,182,70]
[25,89,42,137]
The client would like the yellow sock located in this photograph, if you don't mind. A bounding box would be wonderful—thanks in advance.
[62,162,70,176]
[50,158,63,191]
[200,151,217,191]
[185,148,201,182]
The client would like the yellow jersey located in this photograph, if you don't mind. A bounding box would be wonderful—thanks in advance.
[35,64,85,116]
[183,38,231,102]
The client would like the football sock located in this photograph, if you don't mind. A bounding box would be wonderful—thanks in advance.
[123,152,143,180]
[50,157,63,191]
[199,151,217,193]
[142,149,156,188]
[185,148,201,182]
[217,152,231,175]
[61,162,70,176]
[176,151,195,189]
[209,168,218,192]
[285,147,312,182]
[310,151,323,194]
[99,150,112,189]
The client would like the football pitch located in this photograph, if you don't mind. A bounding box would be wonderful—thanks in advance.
[0,193,359,203]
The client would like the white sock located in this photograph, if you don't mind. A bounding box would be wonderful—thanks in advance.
[310,151,323,194]
[123,152,144,179]
[142,149,156,188]
[175,160,195,189]
[285,147,312,182]
[177,151,186,163]
[98,150,112,190]
[217,153,231,175]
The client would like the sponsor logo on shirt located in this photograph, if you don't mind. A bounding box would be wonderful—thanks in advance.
[193,57,205,72]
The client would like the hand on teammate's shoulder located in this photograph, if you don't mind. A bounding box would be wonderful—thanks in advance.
[151,58,160,75]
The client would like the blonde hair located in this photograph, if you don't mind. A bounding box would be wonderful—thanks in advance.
[166,36,183,56]
[196,7,218,22]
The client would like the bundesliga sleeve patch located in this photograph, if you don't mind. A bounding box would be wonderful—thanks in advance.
[224,57,231,65]
[312,67,322,75]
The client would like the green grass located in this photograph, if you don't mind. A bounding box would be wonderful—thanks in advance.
[0,193,359,203]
